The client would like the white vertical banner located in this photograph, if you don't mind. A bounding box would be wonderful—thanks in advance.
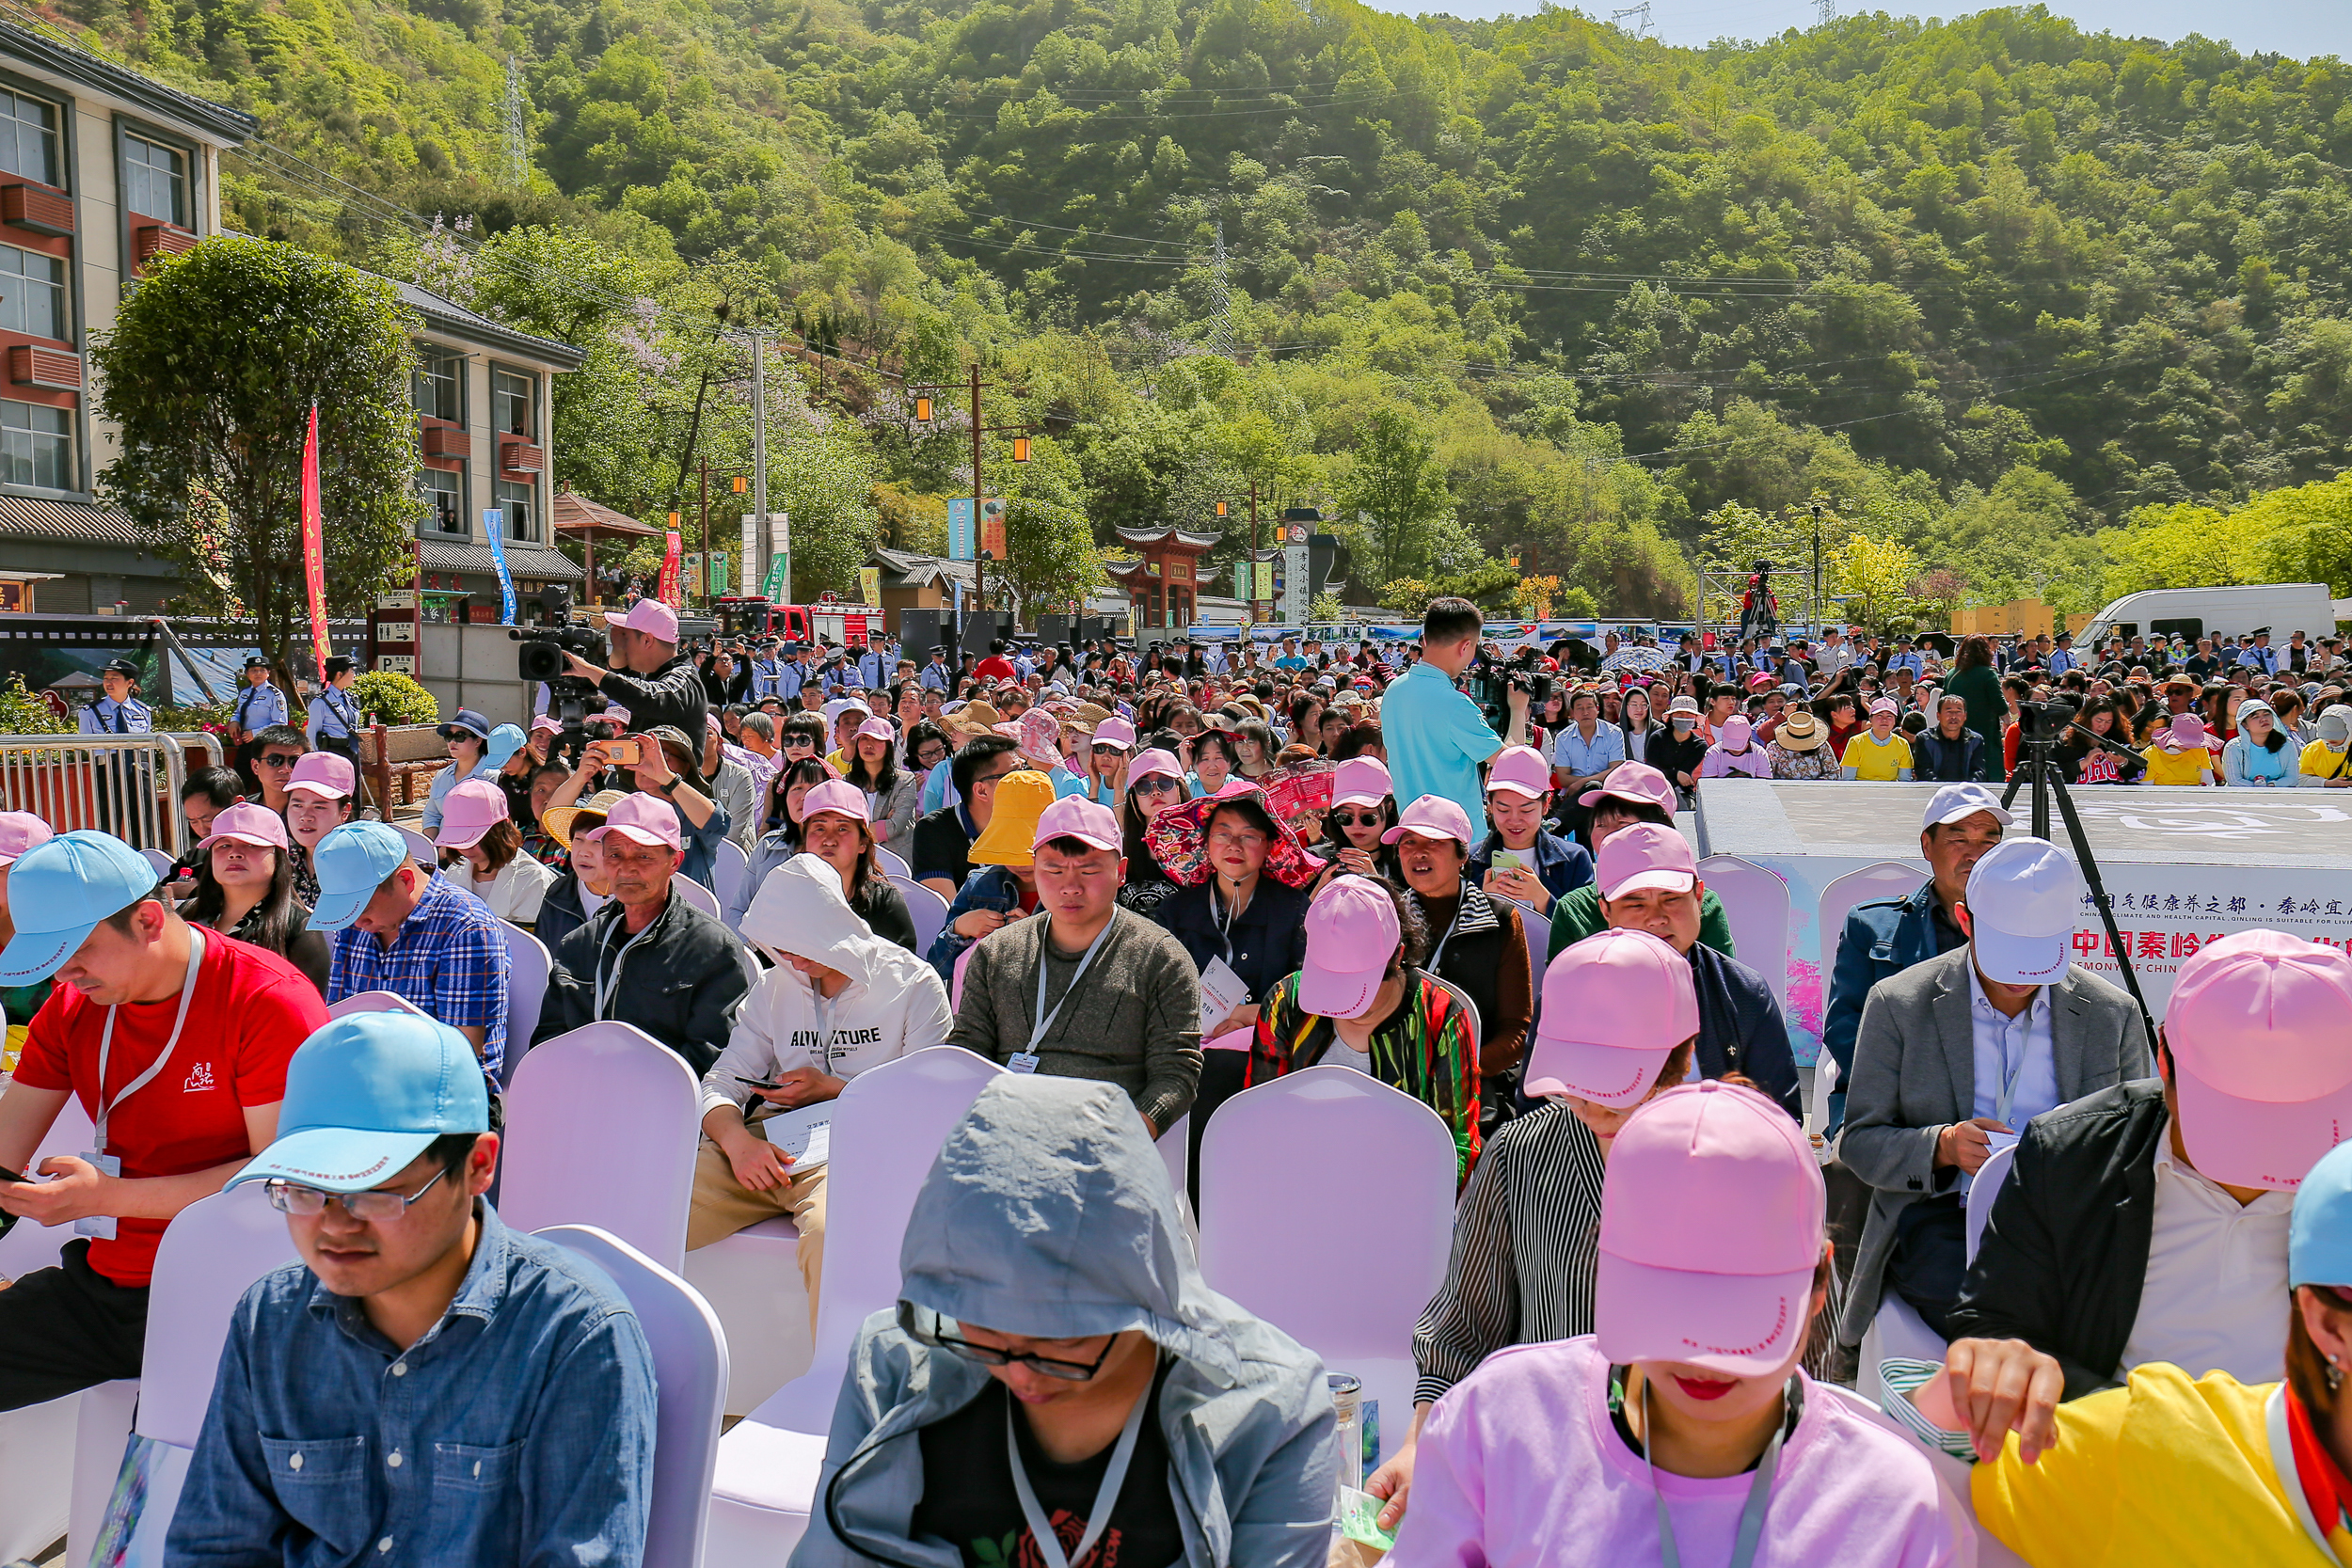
[1283,543,1309,624]
[771,512,791,607]
[739,514,759,599]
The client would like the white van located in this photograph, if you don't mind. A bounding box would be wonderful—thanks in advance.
[2079,583,2351,646]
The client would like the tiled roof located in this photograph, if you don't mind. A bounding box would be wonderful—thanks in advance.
[0,492,141,546]
[552,490,660,537]
[419,537,584,582]
[396,282,587,371]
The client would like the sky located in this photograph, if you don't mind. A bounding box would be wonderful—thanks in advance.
[1383,0,2352,59]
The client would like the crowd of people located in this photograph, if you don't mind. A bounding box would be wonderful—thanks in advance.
[0,589,2348,1564]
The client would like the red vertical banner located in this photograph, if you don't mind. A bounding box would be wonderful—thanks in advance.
[659,530,684,608]
[301,403,329,676]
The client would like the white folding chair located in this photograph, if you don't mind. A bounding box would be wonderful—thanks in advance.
[1696,852,1793,1008]
[713,838,751,924]
[890,874,951,955]
[397,824,438,867]
[140,846,177,879]
[538,1226,727,1568]
[324,989,432,1021]
[1197,1067,1455,1465]
[0,1094,98,1560]
[705,1046,1001,1560]
[1966,1142,2017,1265]
[1859,1292,1948,1411]
[1818,860,1931,977]
[874,845,912,879]
[672,876,723,920]
[496,919,553,1087]
[501,1022,703,1273]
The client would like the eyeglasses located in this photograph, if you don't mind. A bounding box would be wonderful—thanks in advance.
[899,1303,1117,1381]
[1332,810,1384,828]
[260,752,303,768]
[1131,775,1180,796]
[265,1166,448,1222]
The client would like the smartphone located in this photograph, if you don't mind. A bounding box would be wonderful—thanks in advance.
[735,1075,781,1090]
[1490,850,1528,874]
[603,738,642,766]
[0,1164,28,1183]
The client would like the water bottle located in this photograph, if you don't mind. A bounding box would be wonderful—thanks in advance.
[1327,1372,1362,1493]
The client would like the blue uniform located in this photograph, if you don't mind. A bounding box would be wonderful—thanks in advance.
[230,681,288,736]
[80,696,153,734]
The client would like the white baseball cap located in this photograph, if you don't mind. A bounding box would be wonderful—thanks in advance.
[1963,836,2083,985]
[1923,782,2014,832]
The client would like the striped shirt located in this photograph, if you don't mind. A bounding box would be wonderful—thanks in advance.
[1412,1102,1606,1406]
[326,873,512,1075]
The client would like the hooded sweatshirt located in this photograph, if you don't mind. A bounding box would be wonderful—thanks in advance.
[698,854,951,1121]
[795,1077,1340,1568]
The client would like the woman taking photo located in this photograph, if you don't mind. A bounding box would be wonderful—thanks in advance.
[2223,697,2296,786]
[434,778,555,927]
[842,715,921,844]
[1116,748,1189,916]
[184,802,331,994]
[794,778,918,951]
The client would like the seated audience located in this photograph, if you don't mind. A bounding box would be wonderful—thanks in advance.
[183,801,331,994]
[1389,794,1533,1116]
[435,778,554,928]
[911,734,1024,899]
[1313,754,1399,889]
[245,723,310,817]
[281,752,358,906]
[927,769,1056,983]
[174,768,246,880]
[1547,764,1733,960]
[1465,744,1592,916]
[0,813,56,1061]
[1113,747,1188,916]
[532,788,623,953]
[790,779,918,952]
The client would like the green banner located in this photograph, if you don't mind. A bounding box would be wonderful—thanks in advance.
[708,551,729,594]
[761,553,788,599]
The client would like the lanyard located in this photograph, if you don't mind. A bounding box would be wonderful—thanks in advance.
[1645,1375,1785,1568]
[1031,918,1115,1053]
[2265,1385,2343,1558]
[1209,880,1251,968]
[94,928,206,1155]
[1006,1369,1152,1568]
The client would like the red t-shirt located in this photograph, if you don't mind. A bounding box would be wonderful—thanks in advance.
[14,931,326,1286]
[973,656,1017,684]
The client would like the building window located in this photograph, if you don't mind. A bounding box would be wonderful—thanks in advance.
[0,93,57,186]
[0,245,66,340]
[495,478,535,543]
[419,466,464,534]
[412,344,464,423]
[0,398,70,488]
[122,134,185,225]
[492,368,532,437]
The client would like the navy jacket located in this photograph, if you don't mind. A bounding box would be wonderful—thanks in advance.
[1689,942,1800,1121]
[1468,829,1594,905]
[1820,880,1966,1126]
[1152,877,1311,1011]
[1914,728,1984,783]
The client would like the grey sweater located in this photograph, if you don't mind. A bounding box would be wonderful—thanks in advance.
[948,906,1203,1131]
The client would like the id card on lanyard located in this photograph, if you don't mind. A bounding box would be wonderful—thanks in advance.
[80,929,206,1240]
[1009,919,1113,1074]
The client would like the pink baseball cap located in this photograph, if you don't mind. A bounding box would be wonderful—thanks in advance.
[2164,713,2209,752]
[1130,748,1184,784]
[1526,928,1700,1106]
[197,801,290,852]
[1597,822,1697,900]
[1090,718,1136,751]
[2166,931,2352,1191]
[800,779,871,824]
[854,716,895,746]
[1383,794,1473,847]
[0,811,54,867]
[286,752,356,800]
[1716,716,1753,750]
[1747,672,1775,691]
[584,792,683,851]
[1299,875,1400,1019]
[1595,1080,1826,1377]
[432,778,511,849]
[593,706,630,728]
[611,598,679,642]
[531,715,562,736]
[1486,746,1551,800]
[1331,756,1393,809]
[1034,795,1120,854]
[1869,697,1899,718]
[1580,761,1675,816]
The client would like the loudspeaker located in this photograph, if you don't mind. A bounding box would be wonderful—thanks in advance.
[960,610,1011,656]
[1037,614,1072,646]
[899,609,945,663]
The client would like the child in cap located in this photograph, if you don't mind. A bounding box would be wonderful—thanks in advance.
[1699,714,1772,780]
[1840,698,1916,781]
[1389,1081,1969,1566]
[2141,711,2218,786]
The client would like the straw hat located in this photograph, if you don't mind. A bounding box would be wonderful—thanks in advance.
[1772,711,1827,752]
[540,787,629,848]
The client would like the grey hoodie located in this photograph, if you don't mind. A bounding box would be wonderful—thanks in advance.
[790,1077,1339,1567]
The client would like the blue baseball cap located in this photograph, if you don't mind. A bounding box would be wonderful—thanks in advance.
[307,820,411,932]
[229,1012,489,1194]
[482,722,528,769]
[2293,1140,2352,1291]
[0,831,161,983]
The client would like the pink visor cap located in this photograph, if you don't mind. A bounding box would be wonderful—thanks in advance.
[432,779,511,849]
[1486,746,1551,800]
[0,810,54,867]
[1090,718,1136,751]
[2166,931,2352,1191]
[610,598,679,643]
[1526,928,1700,1106]
[2163,713,2210,752]
[1963,836,2082,986]
[1129,748,1184,784]
[1716,716,1753,750]
[800,779,871,824]
[197,801,290,853]
[1034,794,1121,854]
[854,717,896,746]
[1331,756,1393,809]
[286,752,356,800]
[1299,875,1400,1019]
[584,792,683,851]
[1597,822,1697,901]
[1383,794,1474,847]
[1580,761,1676,816]
[1595,1080,1826,1378]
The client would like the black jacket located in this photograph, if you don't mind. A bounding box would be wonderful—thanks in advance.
[1689,943,1801,1121]
[596,651,710,740]
[533,870,594,956]
[1913,727,1983,783]
[534,885,751,1075]
[1947,1080,2169,1401]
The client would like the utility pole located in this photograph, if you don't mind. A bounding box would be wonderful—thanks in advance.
[1813,0,1836,24]
[969,361,985,615]
[1248,477,1261,625]
[752,331,773,605]
[1210,218,1234,360]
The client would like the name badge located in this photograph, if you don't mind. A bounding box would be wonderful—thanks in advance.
[74,1152,121,1239]
[1007,1053,1041,1075]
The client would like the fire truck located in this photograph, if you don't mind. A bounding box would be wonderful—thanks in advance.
[712,594,883,647]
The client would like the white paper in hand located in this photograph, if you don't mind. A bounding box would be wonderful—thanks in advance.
[755,1101,834,1171]
[1198,957,1252,1036]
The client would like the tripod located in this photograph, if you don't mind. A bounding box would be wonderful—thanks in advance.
[2001,704,2161,1050]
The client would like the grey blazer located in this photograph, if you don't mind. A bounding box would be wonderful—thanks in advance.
[1835,946,2149,1346]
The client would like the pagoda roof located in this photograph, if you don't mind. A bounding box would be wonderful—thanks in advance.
[1113,526,1220,552]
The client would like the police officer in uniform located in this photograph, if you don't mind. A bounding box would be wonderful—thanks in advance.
[78,658,155,844]
[304,655,371,812]
[227,655,288,791]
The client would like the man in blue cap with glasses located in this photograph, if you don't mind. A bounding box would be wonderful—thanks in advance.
[0,830,324,1411]
[167,1010,657,1563]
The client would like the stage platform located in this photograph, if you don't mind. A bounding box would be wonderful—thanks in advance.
[1691,780,2352,1065]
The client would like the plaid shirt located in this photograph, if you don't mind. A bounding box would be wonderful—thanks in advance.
[327,873,513,1075]
[1249,969,1481,1182]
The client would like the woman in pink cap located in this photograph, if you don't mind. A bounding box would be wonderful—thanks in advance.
[1074,717,1135,807]
[281,752,358,907]
[840,715,920,844]
[789,778,918,952]
[1389,793,1534,1117]
[434,776,555,928]
[1700,715,1773,780]
[1546,763,1735,962]
[1311,754,1398,893]
[1389,1081,1969,1566]
[183,801,330,995]
[1113,747,1189,916]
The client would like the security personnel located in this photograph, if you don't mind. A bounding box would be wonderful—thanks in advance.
[749,641,784,701]
[78,659,155,844]
[305,656,371,811]
[228,655,288,788]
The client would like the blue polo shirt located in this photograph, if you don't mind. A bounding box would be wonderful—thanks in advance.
[1381,658,1502,836]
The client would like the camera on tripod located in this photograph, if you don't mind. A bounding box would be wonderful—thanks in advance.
[2017,699,2079,745]
[511,584,606,685]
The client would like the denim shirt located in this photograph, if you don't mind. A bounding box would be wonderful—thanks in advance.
[166,1202,657,1568]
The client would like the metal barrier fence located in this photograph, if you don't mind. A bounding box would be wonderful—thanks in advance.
[0,733,187,858]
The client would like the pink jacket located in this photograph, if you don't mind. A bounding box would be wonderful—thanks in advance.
[1699,744,1772,780]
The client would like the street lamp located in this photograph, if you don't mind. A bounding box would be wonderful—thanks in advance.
[914,394,932,424]
[1011,436,1031,463]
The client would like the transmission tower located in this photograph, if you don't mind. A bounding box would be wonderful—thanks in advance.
[502,55,529,188]
[1813,0,1836,24]
[1610,3,1653,39]
[1209,217,1235,359]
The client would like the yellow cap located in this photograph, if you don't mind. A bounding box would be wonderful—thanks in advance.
[965,770,1057,867]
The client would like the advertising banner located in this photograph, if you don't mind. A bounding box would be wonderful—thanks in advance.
[947,499,974,562]
[659,531,683,607]
[481,509,517,625]
[299,404,329,674]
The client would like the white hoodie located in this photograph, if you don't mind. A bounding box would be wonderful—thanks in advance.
[700,853,954,1120]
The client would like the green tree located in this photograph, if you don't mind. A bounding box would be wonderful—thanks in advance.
[1339,409,1455,585]
[995,499,1101,627]
[94,236,422,683]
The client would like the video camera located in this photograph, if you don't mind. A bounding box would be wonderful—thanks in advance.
[2017,698,2078,745]
[511,584,606,685]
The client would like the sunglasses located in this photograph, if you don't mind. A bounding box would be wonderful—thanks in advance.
[1091,743,1128,757]
[260,752,303,768]
[1332,809,1384,828]
[779,736,817,750]
[1131,774,1180,796]
[265,1166,448,1223]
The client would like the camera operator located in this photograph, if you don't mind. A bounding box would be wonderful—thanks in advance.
[560,600,708,740]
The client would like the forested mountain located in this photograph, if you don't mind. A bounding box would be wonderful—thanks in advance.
[50,0,2352,615]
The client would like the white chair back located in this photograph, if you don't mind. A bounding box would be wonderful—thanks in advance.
[1428,974,1481,1062]
[140,846,177,879]
[0,1095,95,1281]
[325,990,432,1021]
[397,824,438,867]
[135,1184,302,1446]
[891,874,951,955]
[1696,852,1792,1008]
[1155,1113,1190,1210]
[1818,860,1931,975]
[1966,1142,2018,1264]
[536,1225,727,1568]
[671,875,723,920]
[712,838,751,924]
[501,1022,702,1273]
[874,845,912,879]
[497,919,552,1087]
